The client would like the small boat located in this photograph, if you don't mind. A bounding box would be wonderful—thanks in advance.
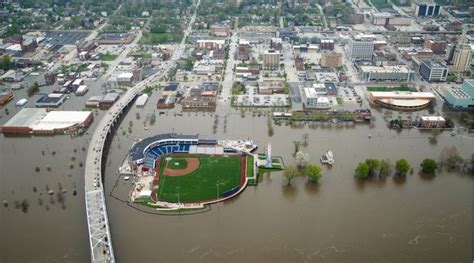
[124,176,130,181]
[320,150,334,165]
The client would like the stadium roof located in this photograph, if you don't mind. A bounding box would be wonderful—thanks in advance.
[378,98,431,108]
[370,91,436,100]
[129,133,200,161]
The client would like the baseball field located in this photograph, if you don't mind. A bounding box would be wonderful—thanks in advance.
[156,154,243,203]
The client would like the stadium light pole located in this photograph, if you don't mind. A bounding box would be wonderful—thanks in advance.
[176,186,180,206]
[176,186,181,217]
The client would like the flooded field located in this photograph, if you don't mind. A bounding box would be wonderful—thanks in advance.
[0,89,473,262]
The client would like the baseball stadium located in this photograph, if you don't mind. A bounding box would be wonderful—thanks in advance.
[127,133,259,210]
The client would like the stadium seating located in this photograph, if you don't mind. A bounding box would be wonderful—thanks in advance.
[142,141,193,169]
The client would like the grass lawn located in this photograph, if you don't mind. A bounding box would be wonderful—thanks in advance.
[100,53,118,61]
[140,32,182,44]
[166,159,188,170]
[367,86,416,92]
[336,97,343,105]
[157,155,242,203]
[246,155,254,178]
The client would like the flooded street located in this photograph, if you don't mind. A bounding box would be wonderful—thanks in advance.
[1,90,473,262]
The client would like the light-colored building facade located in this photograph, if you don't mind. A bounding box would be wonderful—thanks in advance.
[320,51,343,68]
[263,49,280,70]
[302,88,331,109]
[347,35,375,60]
[360,65,415,82]
[420,116,446,128]
[443,79,474,109]
[196,39,225,50]
[451,43,472,72]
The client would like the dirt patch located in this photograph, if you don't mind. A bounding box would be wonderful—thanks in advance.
[163,158,200,177]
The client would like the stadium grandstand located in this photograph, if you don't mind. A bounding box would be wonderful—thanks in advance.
[128,133,250,171]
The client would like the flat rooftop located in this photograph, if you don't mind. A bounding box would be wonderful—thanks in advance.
[31,111,92,131]
[361,65,412,73]
[370,91,436,100]
[2,108,47,128]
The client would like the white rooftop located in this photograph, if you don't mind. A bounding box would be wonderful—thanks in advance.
[421,116,445,122]
[304,87,318,99]
[361,65,412,73]
[31,111,92,131]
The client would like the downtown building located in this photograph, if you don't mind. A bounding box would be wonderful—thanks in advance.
[262,49,280,70]
[360,65,415,82]
[419,61,448,82]
[347,35,375,60]
[443,79,474,109]
[320,51,343,68]
[450,43,472,72]
[414,1,441,17]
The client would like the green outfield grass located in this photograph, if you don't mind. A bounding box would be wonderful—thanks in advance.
[166,159,188,170]
[157,155,242,203]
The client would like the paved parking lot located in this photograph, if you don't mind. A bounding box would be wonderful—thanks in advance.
[44,30,91,45]
[338,85,362,105]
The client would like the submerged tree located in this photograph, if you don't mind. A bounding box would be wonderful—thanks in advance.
[355,162,369,179]
[283,165,299,186]
[395,159,410,176]
[295,151,309,169]
[306,164,322,183]
[365,159,380,176]
[379,159,392,177]
[421,158,438,174]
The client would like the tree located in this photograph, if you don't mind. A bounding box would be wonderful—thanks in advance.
[395,159,410,176]
[355,162,369,179]
[430,128,442,143]
[283,165,299,185]
[302,133,309,147]
[439,146,463,171]
[295,151,309,169]
[421,159,438,174]
[365,159,380,176]
[27,81,39,97]
[306,164,322,183]
[293,141,301,155]
[379,159,392,177]
[0,55,12,70]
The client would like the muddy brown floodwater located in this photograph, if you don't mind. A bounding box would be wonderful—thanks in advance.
[0,90,473,263]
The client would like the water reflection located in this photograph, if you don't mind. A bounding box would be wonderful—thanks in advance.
[281,184,297,201]
[303,181,320,196]
[392,175,407,186]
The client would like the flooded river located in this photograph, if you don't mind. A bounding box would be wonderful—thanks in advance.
[0,88,473,262]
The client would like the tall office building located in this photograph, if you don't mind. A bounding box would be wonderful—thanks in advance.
[419,61,448,82]
[320,51,343,68]
[263,49,280,70]
[415,2,441,17]
[347,35,375,60]
[451,43,472,72]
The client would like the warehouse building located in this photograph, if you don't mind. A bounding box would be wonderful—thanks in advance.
[1,108,93,135]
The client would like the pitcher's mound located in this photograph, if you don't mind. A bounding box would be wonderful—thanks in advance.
[163,158,200,176]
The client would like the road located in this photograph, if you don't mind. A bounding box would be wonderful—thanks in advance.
[316,4,328,30]
[219,31,239,102]
[83,0,200,262]
[282,42,298,82]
